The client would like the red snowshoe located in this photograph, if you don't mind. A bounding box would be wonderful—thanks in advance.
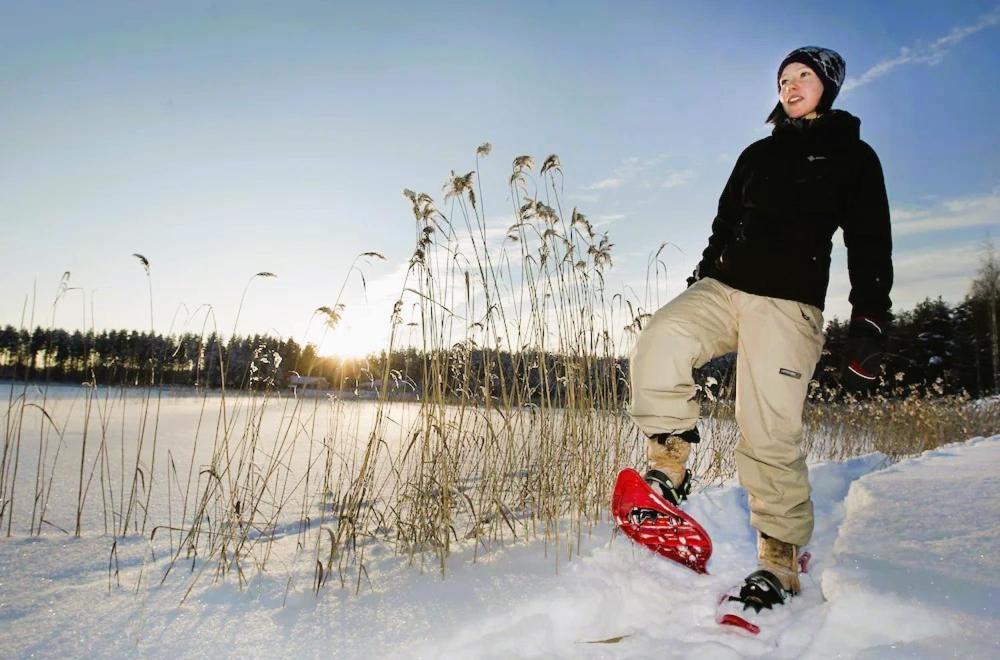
[611,468,713,574]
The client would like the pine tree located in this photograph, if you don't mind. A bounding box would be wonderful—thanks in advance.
[968,240,1000,393]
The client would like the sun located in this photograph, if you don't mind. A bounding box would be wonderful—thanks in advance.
[313,319,388,360]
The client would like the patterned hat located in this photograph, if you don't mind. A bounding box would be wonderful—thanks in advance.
[766,46,846,124]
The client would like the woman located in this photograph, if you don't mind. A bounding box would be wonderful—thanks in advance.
[628,46,893,613]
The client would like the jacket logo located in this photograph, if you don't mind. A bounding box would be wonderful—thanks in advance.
[806,155,828,161]
[779,368,802,379]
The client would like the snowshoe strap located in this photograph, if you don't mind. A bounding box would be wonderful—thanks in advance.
[726,570,789,614]
[643,468,692,506]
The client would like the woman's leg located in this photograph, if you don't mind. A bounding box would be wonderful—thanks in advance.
[629,278,739,480]
[732,293,825,557]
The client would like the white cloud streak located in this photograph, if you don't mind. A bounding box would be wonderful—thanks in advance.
[842,6,1000,93]
[581,154,695,196]
[591,213,626,228]
[887,242,987,307]
[583,177,623,191]
[892,190,1000,237]
[824,237,989,321]
[659,170,696,189]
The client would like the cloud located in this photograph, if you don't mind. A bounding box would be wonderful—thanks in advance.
[842,6,1000,93]
[581,154,693,195]
[892,190,1000,237]
[892,242,986,281]
[888,242,986,307]
[824,238,989,320]
[659,169,696,189]
[592,213,626,228]
[582,177,623,191]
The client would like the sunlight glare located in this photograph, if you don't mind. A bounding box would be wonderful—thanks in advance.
[314,317,387,359]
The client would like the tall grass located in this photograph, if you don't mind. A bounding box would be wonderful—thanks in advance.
[0,145,997,600]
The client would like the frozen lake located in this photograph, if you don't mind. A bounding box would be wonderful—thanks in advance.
[0,379,893,544]
[1,381,426,538]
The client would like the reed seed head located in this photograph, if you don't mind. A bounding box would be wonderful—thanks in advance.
[513,155,534,171]
[132,253,150,274]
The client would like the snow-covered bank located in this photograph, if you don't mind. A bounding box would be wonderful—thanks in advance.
[814,437,999,658]
[0,437,997,658]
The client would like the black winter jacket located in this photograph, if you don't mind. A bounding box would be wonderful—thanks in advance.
[691,109,893,322]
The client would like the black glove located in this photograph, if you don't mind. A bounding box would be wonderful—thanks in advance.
[842,316,886,395]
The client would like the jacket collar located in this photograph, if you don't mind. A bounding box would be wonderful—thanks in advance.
[771,109,861,150]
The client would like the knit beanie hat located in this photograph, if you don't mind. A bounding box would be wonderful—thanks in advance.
[766,46,846,124]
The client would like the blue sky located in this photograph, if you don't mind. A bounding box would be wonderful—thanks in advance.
[2,1,998,356]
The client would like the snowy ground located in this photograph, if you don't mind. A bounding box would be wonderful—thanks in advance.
[1,436,997,659]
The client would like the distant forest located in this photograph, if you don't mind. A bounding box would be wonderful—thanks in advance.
[1,287,997,400]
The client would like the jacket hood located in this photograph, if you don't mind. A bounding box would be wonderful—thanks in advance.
[771,109,862,148]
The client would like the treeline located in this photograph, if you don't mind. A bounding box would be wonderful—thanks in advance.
[0,294,997,398]
[819,295,998,397]
[0,325,619,403]
[0,328,372,391]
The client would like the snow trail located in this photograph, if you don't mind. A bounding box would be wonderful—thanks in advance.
[405,453,888,659]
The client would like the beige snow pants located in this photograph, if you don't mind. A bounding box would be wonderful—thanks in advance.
[629,277,825,546]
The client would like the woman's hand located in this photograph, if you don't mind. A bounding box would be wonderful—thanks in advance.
[842,316,886,395]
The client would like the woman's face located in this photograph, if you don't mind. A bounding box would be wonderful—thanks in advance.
[779,62,824,119]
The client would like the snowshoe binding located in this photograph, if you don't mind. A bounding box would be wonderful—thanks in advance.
[716,552,812,635]
[716,570,791,634]
[644,468,692,506]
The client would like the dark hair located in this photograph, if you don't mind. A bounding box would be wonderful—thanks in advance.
[766,101,788,126]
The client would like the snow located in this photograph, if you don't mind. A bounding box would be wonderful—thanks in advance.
[815,437,1000,658]
[1,433,998,658]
